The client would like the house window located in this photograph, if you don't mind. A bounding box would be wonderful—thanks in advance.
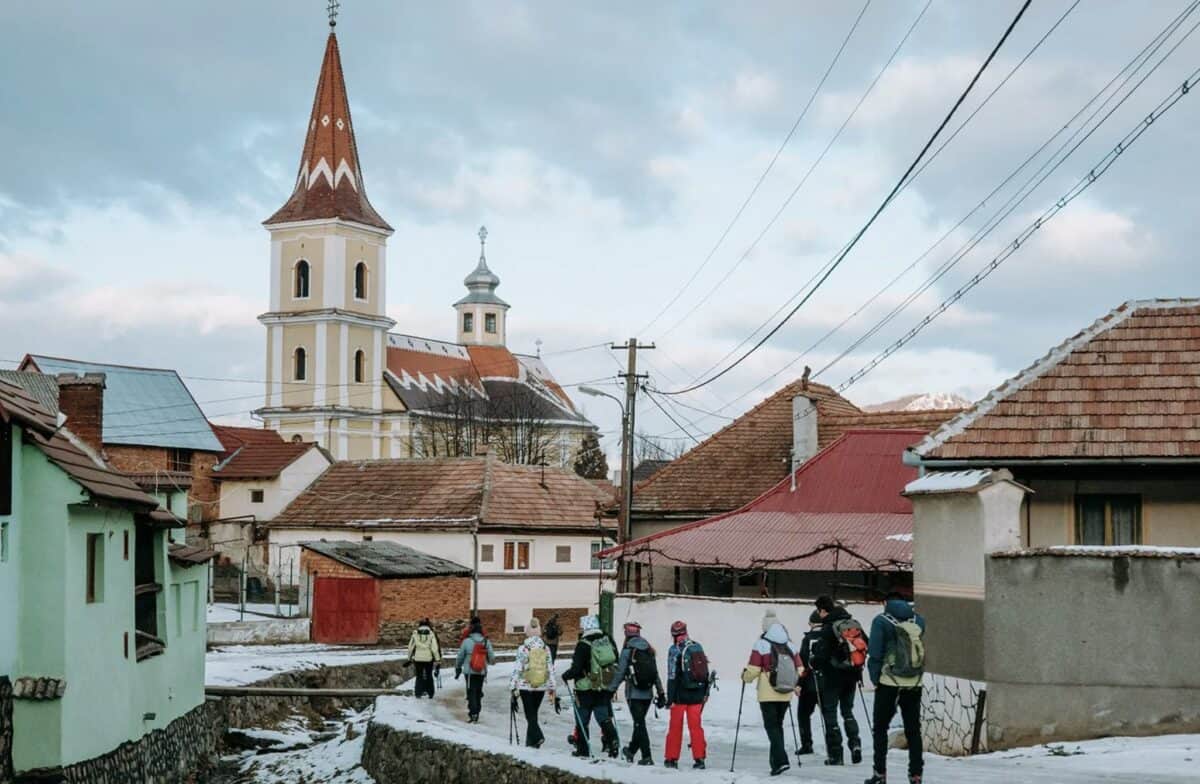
[484,313,497,334]
[463,312,474,333]
[134,525,164,661]
[86,533,104,603]
[294,260,310,298]
[354,349,366,383]
[480,543,494,563]
[503,541,530,571]
[1076,495,1142,546]
[0,422,11,516]
[555,545,571,563]
[250,489,264,504]
[590,541,607,571]
[294,347,307,381]
[354,261,368,300]
[167,448,192,473]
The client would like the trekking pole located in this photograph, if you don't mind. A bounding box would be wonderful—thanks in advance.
[509,696,515,745]
[813,671,829,743]
[858,680,874,735]
[787,702,801,760]
[729,680,746,773]
[564,681,592,758]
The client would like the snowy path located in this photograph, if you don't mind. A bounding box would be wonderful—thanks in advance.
[383,661,1198,783]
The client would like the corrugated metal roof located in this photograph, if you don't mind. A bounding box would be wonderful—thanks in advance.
[604,430,922,571]
[23,355,222,452]
[301,540,472,578]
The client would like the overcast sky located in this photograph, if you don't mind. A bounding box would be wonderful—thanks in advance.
[2,1,1199,462]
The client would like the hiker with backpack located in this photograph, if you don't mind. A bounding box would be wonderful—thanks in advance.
[407,618,441,699]
[812,595,868,766]
[543,613,562,662]
[560,614,621,758]
[606,620,666,766]
[454,616,495,723]
[509,617,558,748]
[741,609,805,776]
[865,593,926,784]
[664,620,709,770]
[796,610,823,755]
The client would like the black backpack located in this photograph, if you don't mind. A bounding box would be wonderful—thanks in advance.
[544,618,560,641]
[630,645,658,690]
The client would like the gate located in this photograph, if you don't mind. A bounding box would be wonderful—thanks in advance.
[311,577,380,644]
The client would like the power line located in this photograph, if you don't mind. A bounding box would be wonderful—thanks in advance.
[642,387,702,445]
[658,0,1033,396]
[656,0,933,343]
[637,0,874,335]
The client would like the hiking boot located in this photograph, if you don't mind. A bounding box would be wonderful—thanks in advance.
[850,744,863,764]
[664,760,678,769]
[637,758,654,766]
[770,763,791,776]
[571,749,590,758]
[864,773,886,784]
[693,759,706,769]
[909,776,922,784]
[798,744,814,755]
[621,746,635,763]
[825,751,844,766]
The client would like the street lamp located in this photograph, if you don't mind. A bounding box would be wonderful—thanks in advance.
[579,385,631,546]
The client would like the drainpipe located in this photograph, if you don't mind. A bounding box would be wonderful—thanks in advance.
[471,519,479,616]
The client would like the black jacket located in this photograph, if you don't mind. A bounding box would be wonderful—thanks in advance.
[798,628,821,689]
[561,630,617,689]
[812,606,864,678]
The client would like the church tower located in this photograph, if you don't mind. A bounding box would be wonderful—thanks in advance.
[455,226,510,346]
[257,15,396,459]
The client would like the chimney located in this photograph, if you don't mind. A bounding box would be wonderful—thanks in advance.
[56,372,106,454]
[791,392,819,488]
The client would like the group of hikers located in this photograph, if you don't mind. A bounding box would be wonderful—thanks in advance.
[411,594,926,783]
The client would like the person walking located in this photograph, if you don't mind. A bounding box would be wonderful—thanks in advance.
[561,614,621,758]
[796,610,823,754]
[606,621,666,766]
[664,620,710,770]
[543,613,562,662]
[741,610,804,776]
[407,618,441,699]
[454,616,495,723]
[509,617,557,748]
[812,595,866,765]
[865,593,926,784]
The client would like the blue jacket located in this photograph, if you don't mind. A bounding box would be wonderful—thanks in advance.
[607,634,665,701]
[666,637,710,705]
[867,598,926,686]
[455,632,496,676]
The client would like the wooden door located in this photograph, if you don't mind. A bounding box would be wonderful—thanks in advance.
[311,577,379,644]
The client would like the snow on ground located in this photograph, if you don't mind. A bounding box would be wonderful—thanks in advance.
[378,661,1199,783]
[222,708,374,784]
[208,602,304,623]
[205,644,409,686]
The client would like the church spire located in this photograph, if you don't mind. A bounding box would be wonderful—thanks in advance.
[264,21,391,232]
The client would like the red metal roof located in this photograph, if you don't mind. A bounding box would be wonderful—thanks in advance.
[603,429,922,571]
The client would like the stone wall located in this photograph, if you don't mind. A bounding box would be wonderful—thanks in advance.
[14,699,223,784]
[1,677,12,784]
[362,720,606,783]
[920,673,987,756]
[207,618,311,646]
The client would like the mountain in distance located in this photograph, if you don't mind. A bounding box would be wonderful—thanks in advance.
[862,391,972,412]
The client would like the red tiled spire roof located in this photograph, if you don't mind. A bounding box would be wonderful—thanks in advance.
[264,32,391,232]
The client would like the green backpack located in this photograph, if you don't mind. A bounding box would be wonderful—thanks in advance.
[524,646,550,688]
[578,635,618,691]
[883,615,925,686]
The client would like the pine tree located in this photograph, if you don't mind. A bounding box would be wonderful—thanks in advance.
[573,432,609,479]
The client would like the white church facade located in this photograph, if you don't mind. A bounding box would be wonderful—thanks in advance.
[255,29,595,464]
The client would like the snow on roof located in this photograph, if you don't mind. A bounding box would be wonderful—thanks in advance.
[993,545,1200,560]
[903,469,1000,495]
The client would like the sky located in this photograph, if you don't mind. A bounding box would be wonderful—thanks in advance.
[2,0,1199,463]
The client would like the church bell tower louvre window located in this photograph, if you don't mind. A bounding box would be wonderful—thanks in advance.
[294,347,308,381]
[354,261,368,300]
[294,260,311,299]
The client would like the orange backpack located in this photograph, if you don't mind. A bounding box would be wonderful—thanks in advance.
[469,637,488,672]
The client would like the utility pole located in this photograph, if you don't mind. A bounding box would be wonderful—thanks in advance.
[612,338,654,591]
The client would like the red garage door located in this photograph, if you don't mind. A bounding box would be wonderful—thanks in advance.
[311,577,380,644]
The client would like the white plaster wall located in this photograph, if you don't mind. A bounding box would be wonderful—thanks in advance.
[913,483,1025,597]
[474,533,613,575]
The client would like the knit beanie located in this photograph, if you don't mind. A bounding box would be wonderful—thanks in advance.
[761,608,779,632]
[527,617,541,635]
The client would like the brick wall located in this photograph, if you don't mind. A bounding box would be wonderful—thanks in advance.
[104,445,221,523]
[189,452,219,523]
[55,373,104,455]
[301,549,372,580]
[533,607,588,643]
[474,609,506,638]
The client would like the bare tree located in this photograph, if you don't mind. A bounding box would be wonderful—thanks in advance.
[636,432,687,464]
[410,384,554,465]
[485,386,555,465]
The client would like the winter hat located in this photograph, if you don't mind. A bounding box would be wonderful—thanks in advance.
[815,595,836,613]
[808,609,822,625]
[623,621,642,637]
[761,608,779,632]
[670,620,688,639]
[527,617,541,635]
[469,616,483,634]
[580,614,600,632]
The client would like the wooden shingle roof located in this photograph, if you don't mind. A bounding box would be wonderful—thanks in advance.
[913,299,1200,461]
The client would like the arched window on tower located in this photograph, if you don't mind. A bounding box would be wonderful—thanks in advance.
[354,349,366,383]
[354,262,368,300]
[294,260,310,299]
[293,347,307,381]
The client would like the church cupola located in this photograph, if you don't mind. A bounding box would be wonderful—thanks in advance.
[455,226,510,346]
[263,17,391,232]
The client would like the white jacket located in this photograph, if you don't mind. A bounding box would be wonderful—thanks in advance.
[510,636,558,693]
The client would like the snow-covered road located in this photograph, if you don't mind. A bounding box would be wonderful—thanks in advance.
[378,661,1198,783]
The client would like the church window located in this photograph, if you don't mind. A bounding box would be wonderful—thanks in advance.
[294,260,310,299]
[485,313,497,334]
[293,347,307,381]
[463,313,474,333]
[354,349,366,383]
[354,262,368,300]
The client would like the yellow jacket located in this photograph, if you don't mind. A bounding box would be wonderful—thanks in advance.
[742,625,804,703]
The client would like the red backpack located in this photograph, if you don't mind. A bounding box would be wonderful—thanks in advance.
[469,637,488,672]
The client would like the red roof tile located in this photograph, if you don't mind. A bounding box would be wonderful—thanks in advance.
[264,32,390,231]
[914,300,1200,461]
[604,430,921,570]
[214,441,326,481]
[212,424,285,458]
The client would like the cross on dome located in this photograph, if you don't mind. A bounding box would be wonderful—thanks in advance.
[327,0,340,28]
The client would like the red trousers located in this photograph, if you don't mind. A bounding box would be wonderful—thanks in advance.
[665,703,706,761]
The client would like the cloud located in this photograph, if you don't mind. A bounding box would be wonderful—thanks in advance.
[731,70,781,111]
[0,254,74,302]
[1028,201,1153,268]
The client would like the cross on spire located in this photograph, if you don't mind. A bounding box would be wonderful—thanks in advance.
[478,225,488,258]
[327,0,340,28]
